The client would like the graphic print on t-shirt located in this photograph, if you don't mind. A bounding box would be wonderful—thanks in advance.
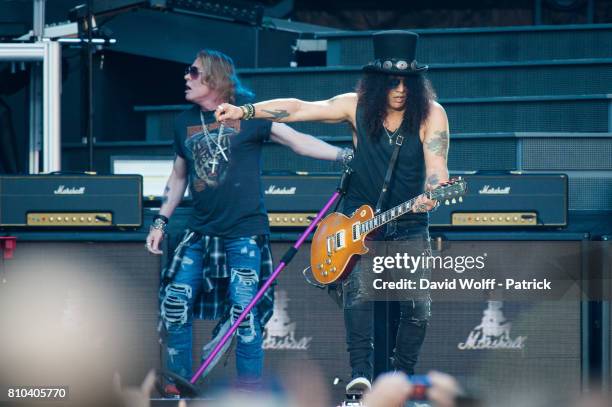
[184,119,241,191]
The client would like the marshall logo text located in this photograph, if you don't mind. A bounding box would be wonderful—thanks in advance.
[53,186,86,195]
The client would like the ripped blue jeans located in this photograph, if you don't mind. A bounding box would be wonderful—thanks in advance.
[161,237,263,383]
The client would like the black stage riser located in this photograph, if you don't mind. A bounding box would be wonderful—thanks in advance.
[239,64,612,100]
[321,26,612,65]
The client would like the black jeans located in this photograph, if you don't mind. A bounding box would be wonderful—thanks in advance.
[342,221,432,380]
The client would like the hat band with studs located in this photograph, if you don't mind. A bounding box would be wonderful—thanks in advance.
[370,58,420,71]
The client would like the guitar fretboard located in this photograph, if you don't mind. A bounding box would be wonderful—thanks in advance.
[359,193,428,234]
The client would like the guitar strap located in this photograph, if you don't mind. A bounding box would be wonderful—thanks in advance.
[375,134,404,214]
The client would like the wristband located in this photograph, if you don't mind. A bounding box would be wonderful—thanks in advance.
[151,218,167,233]
[240,103,255,120]
[153,214,169,224]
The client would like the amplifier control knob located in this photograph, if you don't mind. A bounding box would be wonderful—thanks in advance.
[506,217,510,221]
[483,217,488,221]
[50,217,54,222]
[80,217,85,222]
[275,217,280,222]
[475,217,480,221]
[291,217,296,222]
[513,216,518,221]
[299,217,304,222]
[64,217,70,222]
[72,217,77,222]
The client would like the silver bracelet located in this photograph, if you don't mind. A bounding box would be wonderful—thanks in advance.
[339,147,354,166]
[150,217,168,233]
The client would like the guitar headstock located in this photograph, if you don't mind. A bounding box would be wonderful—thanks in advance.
[429,177,468,205]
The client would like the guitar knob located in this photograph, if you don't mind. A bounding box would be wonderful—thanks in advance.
[326,258,332,265]
[331,267,336,273]
[322,271,328,277]
[317,264,324,270]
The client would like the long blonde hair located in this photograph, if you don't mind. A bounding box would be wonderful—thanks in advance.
[196,49,254,103]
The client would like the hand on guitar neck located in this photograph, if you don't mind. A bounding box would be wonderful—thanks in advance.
[411,193,439,213]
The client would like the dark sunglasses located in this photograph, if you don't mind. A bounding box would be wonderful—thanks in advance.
[185,65,203,80]
[388,77,406,89]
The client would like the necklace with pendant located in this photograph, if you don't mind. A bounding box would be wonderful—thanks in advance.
[200,111,228,162]
[383,123,401,145]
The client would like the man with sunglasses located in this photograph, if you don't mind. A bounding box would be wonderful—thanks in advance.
[146,49,351,395]
[215,31,449,393]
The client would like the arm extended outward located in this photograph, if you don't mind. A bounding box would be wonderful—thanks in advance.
[215,93,357,125]
[269,122,352,162]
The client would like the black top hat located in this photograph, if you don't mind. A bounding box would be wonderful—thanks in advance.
[363,30,428,75]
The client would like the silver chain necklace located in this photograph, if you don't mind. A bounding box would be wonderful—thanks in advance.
[199,111,228,162]
[383,123,401,145]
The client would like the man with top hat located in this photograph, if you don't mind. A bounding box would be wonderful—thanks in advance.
[215,31,449,392]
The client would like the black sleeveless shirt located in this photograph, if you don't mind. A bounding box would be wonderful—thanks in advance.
[344,102,428,229]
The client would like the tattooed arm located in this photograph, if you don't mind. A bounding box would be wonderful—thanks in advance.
[158,155,188,218]
[146,155,188,254]
[423,102,450,191]
[412,102,450,213]
[215,93,358,127]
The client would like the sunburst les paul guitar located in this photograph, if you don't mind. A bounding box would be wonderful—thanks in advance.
[310,178,467,285]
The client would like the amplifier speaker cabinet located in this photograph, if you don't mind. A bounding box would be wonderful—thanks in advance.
[375,232,587,406]
[0,241,161,388]
[0,175,142,228]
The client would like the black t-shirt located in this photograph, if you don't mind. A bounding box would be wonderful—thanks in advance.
[173,104,272,238]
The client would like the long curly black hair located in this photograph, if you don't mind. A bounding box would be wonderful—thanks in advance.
[356,72,437,141]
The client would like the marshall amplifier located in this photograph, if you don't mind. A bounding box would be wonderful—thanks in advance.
[430,172,567,227]
[263,173,340,227]
[0,175,142,228]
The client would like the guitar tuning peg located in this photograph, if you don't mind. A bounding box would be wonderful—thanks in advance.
[451,198,456,204]
[458,196,463,202]
[444,200,450,205]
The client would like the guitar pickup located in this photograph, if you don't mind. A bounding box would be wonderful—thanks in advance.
[352,222,361,241]
[335,231,346,250]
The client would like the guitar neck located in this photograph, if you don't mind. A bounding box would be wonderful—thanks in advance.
[360,192,429,234]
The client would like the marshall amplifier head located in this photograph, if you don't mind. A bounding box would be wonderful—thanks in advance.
[430,172,568,227]
[0,175,142,228]
[262,173,340,228]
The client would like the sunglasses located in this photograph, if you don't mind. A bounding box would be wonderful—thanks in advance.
[185,65,203,80]
[388,77,406,89]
